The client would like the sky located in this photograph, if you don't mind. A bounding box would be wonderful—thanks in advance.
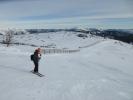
[0,0,133,29]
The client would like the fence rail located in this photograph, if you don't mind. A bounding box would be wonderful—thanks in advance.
[42,49,80,54]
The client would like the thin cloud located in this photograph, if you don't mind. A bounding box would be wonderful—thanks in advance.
[0,0,132,29]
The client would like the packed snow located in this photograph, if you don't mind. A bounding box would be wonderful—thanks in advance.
[0,32,133,100]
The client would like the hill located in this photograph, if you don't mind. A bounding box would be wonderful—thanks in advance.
[0,31,133,100]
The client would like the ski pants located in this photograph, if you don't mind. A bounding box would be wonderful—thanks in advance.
[33,61,39,72]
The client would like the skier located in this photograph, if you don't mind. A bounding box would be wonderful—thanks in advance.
[32,48,42,73]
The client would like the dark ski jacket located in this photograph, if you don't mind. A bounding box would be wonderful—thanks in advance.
[33,50,41,63]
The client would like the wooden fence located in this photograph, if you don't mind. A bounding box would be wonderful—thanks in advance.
[42,49,80,54]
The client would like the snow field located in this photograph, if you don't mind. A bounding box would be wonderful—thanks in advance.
[0,32,133,100]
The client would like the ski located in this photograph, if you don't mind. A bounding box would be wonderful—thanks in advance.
[30,70,44,77]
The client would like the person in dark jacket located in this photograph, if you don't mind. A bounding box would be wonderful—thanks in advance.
[33,48,42,73]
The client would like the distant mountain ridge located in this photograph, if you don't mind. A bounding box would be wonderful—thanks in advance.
[0,28,133,43]
[26,28,133,43]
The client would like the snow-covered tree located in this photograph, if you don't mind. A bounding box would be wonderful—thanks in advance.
[3,29,14,47]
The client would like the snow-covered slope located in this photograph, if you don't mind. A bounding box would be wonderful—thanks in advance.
[12,31,103,49]
[0,36,133,100]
